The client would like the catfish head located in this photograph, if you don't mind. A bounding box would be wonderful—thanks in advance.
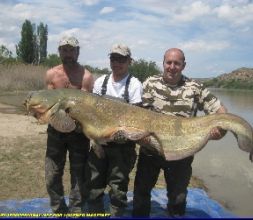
[24,89,76,132]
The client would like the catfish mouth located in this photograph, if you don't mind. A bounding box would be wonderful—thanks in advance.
[28,103,57,123]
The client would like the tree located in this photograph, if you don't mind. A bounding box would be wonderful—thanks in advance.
[0,45,13,58]
[43,54,61,67]
[129,59,161,82]
[16,19,35,63]
[37,23,48,64]
[16,20,48,64]
[84,65,110,75]
[0,45,16,64]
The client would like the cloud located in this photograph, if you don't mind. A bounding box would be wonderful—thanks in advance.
[179,40,230,52]
[13,3,35,20]
[82,0,100,6]
[0,1,86,27]
[127,11,162,25]
[214,3,253,26]
[126,0,178,16]
[99,7,115,15]
[171,1,211,22]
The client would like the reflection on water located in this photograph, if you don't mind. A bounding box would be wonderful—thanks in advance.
[193,88,253,217]
[210,88,253,123]
[0,91,28,114]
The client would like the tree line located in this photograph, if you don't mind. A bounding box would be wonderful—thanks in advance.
[203,77,253,90]
[0,19,161,82]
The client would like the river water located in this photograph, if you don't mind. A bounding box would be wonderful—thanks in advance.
[0,89,252,217]
[192,88,253,217]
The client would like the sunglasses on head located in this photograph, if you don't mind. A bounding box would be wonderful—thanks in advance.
[110,55,128,63]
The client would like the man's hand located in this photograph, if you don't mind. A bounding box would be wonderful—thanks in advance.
[210,105,228,140]
[210,126,227,140]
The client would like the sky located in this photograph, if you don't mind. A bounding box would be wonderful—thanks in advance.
[0,0,252,78]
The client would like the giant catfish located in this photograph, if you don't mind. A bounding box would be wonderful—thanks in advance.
[24,89,253,161]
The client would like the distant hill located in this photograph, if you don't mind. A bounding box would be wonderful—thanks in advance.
[203,67,253,90]
[193,78,212,83]
[217,67,253,81]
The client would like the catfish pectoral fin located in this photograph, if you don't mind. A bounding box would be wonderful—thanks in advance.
[101,127,152,143]
[111,127,151,142]
[49,109,76,132]
[137,134,165,158]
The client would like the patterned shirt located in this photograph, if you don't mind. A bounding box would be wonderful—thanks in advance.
[142,74,222,118]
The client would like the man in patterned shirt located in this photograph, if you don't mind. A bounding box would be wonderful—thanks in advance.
[132,48,227,217]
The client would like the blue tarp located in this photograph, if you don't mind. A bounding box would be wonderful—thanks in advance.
[0,188,235,218]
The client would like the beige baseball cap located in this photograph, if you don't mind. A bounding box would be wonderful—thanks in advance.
[109,43,131,57]
[58,36,79,47]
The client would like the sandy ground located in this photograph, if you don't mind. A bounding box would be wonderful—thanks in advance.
[0,103,47,138]
[0,103,50,200]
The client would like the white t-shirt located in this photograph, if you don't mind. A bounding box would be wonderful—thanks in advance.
[93,73,143,104]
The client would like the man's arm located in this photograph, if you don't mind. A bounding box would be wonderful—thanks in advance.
[129,78,143,105]
[209,104,228,140]
[142,79,155,110]
[216,105,227,114]
[45,69,55,89]
[81,69,94,92]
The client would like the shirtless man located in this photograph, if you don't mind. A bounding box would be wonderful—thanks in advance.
[46,36,93,91]
[45,36,94,214]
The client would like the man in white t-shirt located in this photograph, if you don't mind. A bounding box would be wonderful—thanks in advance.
[85,44,143,217]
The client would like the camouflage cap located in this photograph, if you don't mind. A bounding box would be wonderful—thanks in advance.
[58,36,79,47]
[109,43,131,57]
